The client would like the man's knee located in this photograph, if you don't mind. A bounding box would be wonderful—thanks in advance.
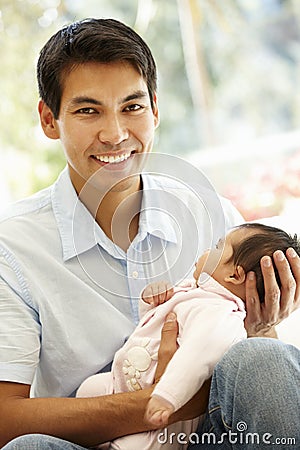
[2,435,44,450]
[219,337,300,373]
[208,338,299,429]
[1,434,82,450]
[213,337,300,397]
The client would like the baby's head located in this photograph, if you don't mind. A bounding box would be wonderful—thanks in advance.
[194,223,300,302]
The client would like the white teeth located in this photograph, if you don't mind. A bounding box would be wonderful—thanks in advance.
[94,153,131,163]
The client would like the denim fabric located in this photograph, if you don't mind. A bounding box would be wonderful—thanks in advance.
[189,338,300,449]
[1,435,87,450]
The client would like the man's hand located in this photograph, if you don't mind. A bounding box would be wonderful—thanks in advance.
[142,281,174,306]
[244,248,300,337]
[154,312,178,382]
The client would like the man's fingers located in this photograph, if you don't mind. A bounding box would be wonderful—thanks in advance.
[287,247,300,310]
[244,271,262,335]
[283,248,300,312]
[260,256,280,322]
[272,250,295,317]
[286,247,300,282]
[244,248,300,337]
[155,312,178,382]
[245,272,260,316]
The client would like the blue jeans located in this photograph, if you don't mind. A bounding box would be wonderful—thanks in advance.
[3,338,300,449]
[189,338,300,449]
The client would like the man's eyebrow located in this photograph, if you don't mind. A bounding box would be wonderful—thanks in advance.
[69,97,103,107]
[122,90,148,103]
[69,90,149,108]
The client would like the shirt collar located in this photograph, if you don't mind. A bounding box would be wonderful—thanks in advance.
[51,167,99,261]
[51,168,177,262]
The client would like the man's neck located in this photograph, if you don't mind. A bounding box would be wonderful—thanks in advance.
[95,185,142,251]
[71,171,143,252]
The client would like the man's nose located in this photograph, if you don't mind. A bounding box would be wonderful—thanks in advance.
[98,113,129,145]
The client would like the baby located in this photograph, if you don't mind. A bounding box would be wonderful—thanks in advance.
[77,223,300,450]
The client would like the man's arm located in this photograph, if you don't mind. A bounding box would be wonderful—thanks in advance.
[0,312,206,448]
[244,248,300,337]
[0,381,152,448]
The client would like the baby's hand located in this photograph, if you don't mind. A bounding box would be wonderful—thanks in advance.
[145,395,175,427]
[142,281,174,306]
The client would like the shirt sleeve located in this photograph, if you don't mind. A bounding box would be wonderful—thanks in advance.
[152,299,246,411]
[0,276,40,385]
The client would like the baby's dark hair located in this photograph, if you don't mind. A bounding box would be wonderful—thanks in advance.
[229,223,300,301]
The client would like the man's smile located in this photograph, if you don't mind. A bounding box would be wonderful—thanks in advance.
[91,151,133,164]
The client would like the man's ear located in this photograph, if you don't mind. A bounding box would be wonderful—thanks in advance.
[38,100,60,140]
[152,93,160,129]
[224,265,246,285]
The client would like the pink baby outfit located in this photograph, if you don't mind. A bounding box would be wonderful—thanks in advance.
[77,276,247,450]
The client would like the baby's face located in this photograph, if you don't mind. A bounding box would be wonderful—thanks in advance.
[193,227,253,285]
[193,237,229,284]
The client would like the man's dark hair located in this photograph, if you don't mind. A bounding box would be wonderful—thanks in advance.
[229,223,300,301]
[37,18,157,119]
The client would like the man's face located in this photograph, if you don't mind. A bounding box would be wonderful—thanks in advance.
[39,61,159,194]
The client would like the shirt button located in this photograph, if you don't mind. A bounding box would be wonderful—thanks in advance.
[132,271,139,279]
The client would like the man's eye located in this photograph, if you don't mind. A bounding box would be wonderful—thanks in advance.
[124,104,143,112]
[77,108,97,114]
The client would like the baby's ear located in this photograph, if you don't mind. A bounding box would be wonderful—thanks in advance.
[224,265,246,285]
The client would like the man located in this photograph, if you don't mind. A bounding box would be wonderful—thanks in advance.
[0,18,299,449]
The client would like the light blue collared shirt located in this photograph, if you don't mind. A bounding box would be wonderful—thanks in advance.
[0,167,242,397]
